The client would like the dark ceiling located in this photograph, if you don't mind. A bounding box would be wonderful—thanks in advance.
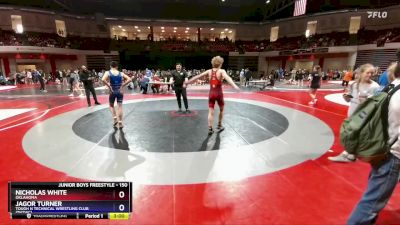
[0,0,399,22]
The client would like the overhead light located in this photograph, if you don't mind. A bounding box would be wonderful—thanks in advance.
[305,29,310,38]
[161,27,164,29]
[162,30,165,33]
[118,25,122,28]
[148,26,150,29]
[174,27,177,29]
[122,29,126,31]
[266,0,270,3]
[222,0,225,2]
[185,30,188,33]
[134,26,138,29]
[16,24,23,33]
[137,29,141,32]
[225,28,228,31]
[173,30,176,33]
[186,27,189,30]
[221,31,224,34]
[210,28,214,30]
[228,30,232,33]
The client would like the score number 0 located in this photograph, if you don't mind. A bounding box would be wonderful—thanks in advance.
[119,191,125,211]
[117,183,128,212]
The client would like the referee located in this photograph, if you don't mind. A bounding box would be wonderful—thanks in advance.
[79,65,101,107]
[170,63,190,113]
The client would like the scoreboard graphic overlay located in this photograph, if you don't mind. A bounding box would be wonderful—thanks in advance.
[8,182,132,220]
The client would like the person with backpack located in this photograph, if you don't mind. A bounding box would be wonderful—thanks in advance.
[329,64,380,162]
[347,63,400,225]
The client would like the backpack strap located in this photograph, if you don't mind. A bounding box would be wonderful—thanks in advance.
[389,137,398,148]
[382,84,394,93]
[387,84,400,100]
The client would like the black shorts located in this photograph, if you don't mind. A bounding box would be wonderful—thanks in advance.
[109,91,123,106]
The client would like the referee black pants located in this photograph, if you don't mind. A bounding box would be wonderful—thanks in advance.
[175,88,188,110]
[83,82,99,106]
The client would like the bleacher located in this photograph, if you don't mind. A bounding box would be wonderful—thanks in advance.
[355,49,398,71]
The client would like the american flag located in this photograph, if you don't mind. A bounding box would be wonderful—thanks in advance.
[293,0,307,16]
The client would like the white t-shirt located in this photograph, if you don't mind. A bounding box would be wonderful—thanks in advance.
[388,79,400,159]
[347,81,380,117]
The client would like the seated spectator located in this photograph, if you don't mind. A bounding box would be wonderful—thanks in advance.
[151,75,161,94]
[140,76,149,94]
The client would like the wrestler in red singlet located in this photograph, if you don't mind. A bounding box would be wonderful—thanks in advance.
[185,56,240,135]
[209,69,224,109]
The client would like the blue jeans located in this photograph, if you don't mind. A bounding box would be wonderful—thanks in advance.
[348,154,400,225]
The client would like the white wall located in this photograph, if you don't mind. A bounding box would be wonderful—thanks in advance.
[235,24,267,41]
[348,52,357,70]
[44,59,52,73]
[285,60,295,71]
[266,60,281,74]
[8,57,17,74]
[0,58,4,75]
[295,60,314,70]
[323,57,349,71]
[258,57,268,77]
[0,9,12,30]
[55,55,87,71]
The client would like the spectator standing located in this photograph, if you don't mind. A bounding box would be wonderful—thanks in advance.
[342,70,353,89]
[26,70,33,85]
[239,69,245,86]
[244,68,251,87]
[68,69,84,97]
[329,64,380,162]
[347,63,400,225]
[308,65,322,105]
[34,69,47,93]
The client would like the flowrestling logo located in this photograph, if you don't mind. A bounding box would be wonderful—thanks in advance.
[367,11,388,19]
